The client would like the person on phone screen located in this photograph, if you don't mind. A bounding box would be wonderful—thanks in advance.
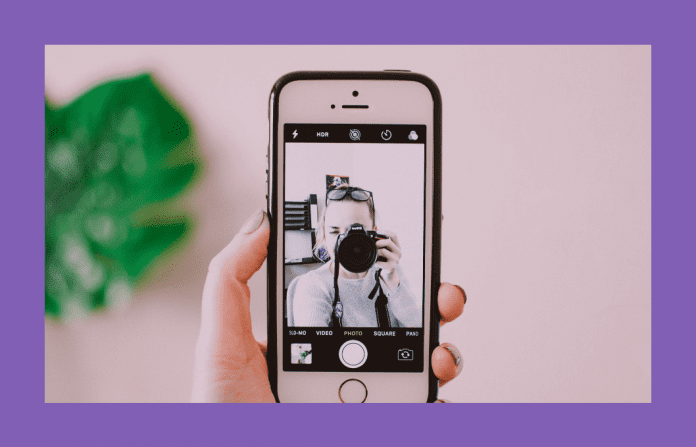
[288,184,421,328]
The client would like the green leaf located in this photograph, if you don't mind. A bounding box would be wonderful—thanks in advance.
[45,291,60,318]
[45,74,201,318]
[121,221,189,278]
[143,162,198,204]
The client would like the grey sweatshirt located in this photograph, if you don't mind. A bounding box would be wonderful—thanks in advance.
[289,262,422,327]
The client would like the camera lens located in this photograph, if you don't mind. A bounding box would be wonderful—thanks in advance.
[338,232,377,273]
[331,104,335,109]
[352,91,359,97]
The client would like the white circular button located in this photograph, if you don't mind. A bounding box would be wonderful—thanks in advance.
[339,340,367,368]
[339,379,368,403]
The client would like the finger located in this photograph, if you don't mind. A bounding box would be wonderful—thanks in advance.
[376,247,398,264]
[193,209,275,403]
[378,229,401,249]
[375,239,402,258]
[257,339,268,362]
[375,250,398,271]
[257,339,268,356]
[432,343,463,387]
[375,239,394,251]
[208,209,269,284]
[199,209,269,352]
[438,283,466,326]
[376,245,401,268]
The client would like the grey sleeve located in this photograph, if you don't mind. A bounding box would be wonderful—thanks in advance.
[291,273,333,327]
[385,264,422,328]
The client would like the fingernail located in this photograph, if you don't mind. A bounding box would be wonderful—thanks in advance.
[434,398,451,403]
[444,346,462,369]
[241,209,265,234]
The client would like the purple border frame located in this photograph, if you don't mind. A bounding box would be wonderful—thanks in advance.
[2,0,693,445]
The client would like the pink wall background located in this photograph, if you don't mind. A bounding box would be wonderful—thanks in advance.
[45,46,651,403]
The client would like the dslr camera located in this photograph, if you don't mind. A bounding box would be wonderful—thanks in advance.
[334,223,390,273]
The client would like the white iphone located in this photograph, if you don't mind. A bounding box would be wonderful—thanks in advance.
[267,71,442,402]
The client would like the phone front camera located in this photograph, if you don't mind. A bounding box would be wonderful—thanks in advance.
[352,91,359,97]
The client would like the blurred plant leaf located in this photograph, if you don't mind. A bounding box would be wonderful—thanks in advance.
[121,221,189,278]
[45,74,201,318]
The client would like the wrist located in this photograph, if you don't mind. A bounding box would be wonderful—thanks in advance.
[380,269,400,291]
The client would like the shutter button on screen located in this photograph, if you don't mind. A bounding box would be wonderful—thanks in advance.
[339,340,367,368]
[339,379,368,403]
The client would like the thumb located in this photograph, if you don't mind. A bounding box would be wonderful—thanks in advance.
[192,209,275,402]
[198,209,269,352]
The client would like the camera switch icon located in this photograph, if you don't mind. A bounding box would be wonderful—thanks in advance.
[408,131,419,141]
[398,348,414,361]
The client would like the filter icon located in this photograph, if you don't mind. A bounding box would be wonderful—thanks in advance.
[408,131,419,141]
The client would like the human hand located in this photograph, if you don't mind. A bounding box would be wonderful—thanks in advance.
[374,229,402,274]
[192,210,467,403]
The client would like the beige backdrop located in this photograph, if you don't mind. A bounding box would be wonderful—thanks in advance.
[44,46,651,403]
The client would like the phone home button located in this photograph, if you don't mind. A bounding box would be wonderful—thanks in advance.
[339,379,368,403]
[339,340,368,368]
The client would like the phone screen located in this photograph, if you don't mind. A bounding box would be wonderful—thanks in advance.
[283,123,426,372]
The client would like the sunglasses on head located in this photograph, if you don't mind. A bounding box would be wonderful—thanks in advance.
[326,187,373,204]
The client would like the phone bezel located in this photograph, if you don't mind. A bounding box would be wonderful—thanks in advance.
[267,71,442,402]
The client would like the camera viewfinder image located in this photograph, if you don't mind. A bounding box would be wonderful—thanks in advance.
[285,140,425,328]
[291,343,313,364]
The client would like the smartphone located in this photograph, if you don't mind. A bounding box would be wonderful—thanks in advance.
[266,71,442,402]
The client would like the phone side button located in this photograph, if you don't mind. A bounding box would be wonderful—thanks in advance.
[339,379,368,403]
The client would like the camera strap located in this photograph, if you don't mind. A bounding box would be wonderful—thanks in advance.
[331,262,390,328]
[368,268,391,329]
[331,259,343,327]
